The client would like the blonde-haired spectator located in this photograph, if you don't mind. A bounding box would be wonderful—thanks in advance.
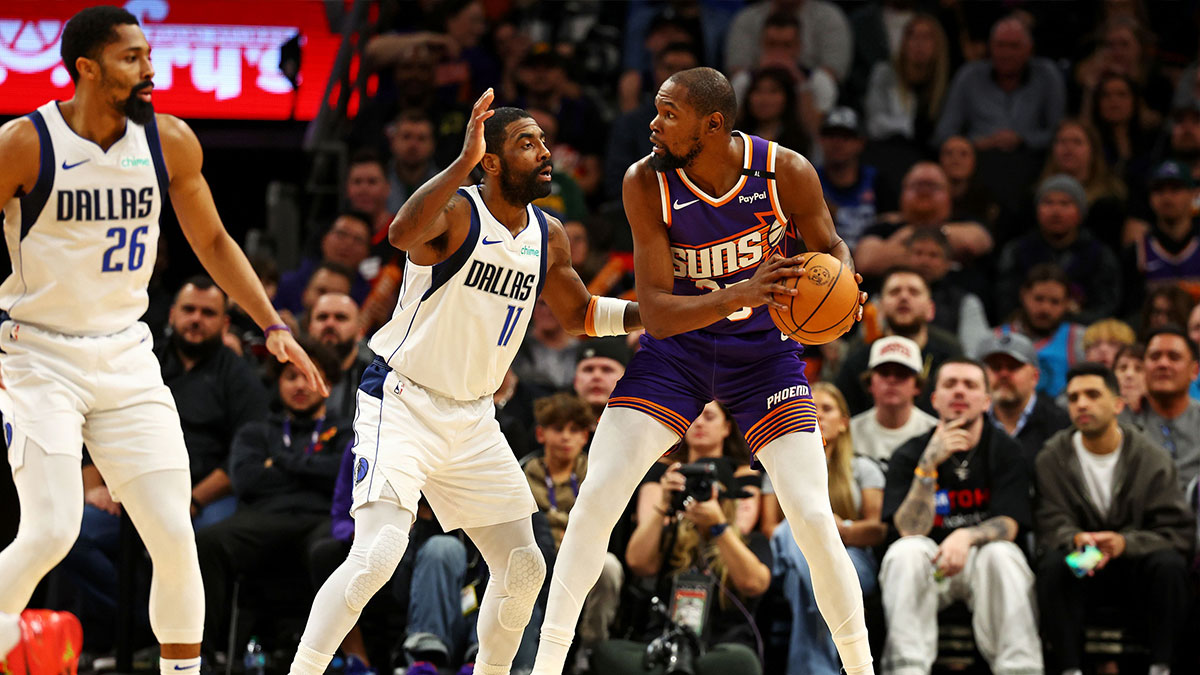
[1083,318,1137,368]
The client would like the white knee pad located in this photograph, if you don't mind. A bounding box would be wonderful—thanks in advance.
[497,544,545,631]
[344,524,407,612]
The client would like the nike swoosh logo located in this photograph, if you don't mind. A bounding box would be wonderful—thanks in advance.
[173,666,199,671]
[62,159,90,170]
[672,198,700,210]
[482,237,504,245]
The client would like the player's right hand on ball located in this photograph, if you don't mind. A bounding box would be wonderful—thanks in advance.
[460,88,496,167]
[740,254,807,311]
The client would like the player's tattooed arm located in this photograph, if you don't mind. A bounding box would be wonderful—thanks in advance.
[964,516,1018,545]
[390,89,494,252]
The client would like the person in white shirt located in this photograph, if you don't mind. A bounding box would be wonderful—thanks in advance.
[850,335,938,466]
[1035,362,1194,675]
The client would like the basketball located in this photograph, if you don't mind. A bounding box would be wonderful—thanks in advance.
[768,252,860,345]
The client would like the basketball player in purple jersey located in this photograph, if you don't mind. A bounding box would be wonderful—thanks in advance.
[533,67,875,675]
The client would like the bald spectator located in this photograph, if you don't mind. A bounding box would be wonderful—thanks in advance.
[574,338,632,421]
[933,16,1066,152]
[275,214,372,315]
[977,333,1069,466]
[835,267,963,415]
[724,0,853,83]
[855,162,993,279]
[306,293,371,420]
[849,336,938,466]
[996,174,1123,324]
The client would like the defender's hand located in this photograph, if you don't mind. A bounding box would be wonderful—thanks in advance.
[460,88,496,168]
[266,330,330,397]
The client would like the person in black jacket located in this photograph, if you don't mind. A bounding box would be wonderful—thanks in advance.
[196,339,350,648]
[977,332,1070,469]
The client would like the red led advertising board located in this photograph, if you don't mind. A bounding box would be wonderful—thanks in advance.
[0,0,342,120]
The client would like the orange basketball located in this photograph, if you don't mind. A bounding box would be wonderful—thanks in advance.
[768,252,860,345]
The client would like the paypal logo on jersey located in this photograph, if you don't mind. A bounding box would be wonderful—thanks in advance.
[56,187,153,222]
[738,191,768,204]
[464,259,536,301]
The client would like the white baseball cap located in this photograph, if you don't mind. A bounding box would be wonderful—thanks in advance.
[868,335,923,374]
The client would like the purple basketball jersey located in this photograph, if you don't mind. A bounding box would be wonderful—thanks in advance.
[609,133,818,455]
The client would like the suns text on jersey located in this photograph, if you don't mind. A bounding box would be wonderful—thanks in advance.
[463,259,536,301]
[670,217,784,280]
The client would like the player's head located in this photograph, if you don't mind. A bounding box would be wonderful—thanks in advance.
[534,393,594,464]
[481,107,553,206]
[61,6,155,124]
[930,358,991,425]
[649,67,737,171]
[306,292,362,363]
[274,336,340,416]
[168,276,228,360]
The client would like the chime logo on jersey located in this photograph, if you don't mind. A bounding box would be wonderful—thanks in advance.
[463,259,536,301]
[669,213,786,280]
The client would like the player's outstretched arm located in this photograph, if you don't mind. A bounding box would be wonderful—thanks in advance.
[540,215,640,336]
[389,88,494,252]
[157,114,328,395]
[623,159,807,340]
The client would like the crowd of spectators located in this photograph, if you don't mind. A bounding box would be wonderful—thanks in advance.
[15,0,1200,674]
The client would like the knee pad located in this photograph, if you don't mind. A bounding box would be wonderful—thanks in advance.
[497,544,545,632]
[344,525,407,612]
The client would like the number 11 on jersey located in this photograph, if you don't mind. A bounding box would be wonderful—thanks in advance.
[498,305,524,346]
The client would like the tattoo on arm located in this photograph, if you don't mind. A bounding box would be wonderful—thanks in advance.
[893,477,937,537]
[441,194,463,214]
[966,516,1016,545]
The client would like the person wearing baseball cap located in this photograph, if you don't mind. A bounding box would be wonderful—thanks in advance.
[573,337,632,420]
[976,332,1070,465]
[817,107,881,250]
[1130,160,1200,303]
[849,336,938,466]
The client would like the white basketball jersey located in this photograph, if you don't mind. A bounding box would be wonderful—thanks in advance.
[0,101,164,336]
[370,185,548,401]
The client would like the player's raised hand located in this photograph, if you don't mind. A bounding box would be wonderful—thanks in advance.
[737,253,808,311]
[460,88,496,167]
[266,330,330,397]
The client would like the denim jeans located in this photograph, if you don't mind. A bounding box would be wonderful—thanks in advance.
[407,535,476,662]
[771,519,878,675]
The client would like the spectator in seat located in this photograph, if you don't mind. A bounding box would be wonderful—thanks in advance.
[1129,161,1200,307]
[938,135,1000,228]
[735,66,817,159]
[385,110,440,214]
[849,335,938,467]
[995,174,1123,325]
[1136,285,1195,344]
[816,107,882,249]
[1113,344,1147,416]
[344,150,395,261]
[997,264,1085,400]
[724,0,853,85]
[880,359,1041,675]
[306,293,371,421]
[1036,363,1194,675]
[863,12,950,150]
[906,228,990,351]
[275,214,373,315]
[196,339,350,648]
[977,332,1070,467]
[773,382,885,675]
[1119,326,1200,493]
[1082,318,1136,369]
[573,338,631,422]
[1036,119,1128,252]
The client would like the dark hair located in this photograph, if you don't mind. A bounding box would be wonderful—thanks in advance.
[734,66,810,154]
[655,41,701,67]
[881,265,930,292]
[348,148,386,173]
[664,402,751,466]
[1090,72,1146,140]
[1066,361,1121,395]
[270,335,341,386]
[248,252,279,287]
[330,210,372,235]
[61,6,139,82]
[483,107,534,156]
[1112,342,1145,368]
[534,393,596,430]
[392,108,434,129]
[1139,285,1194,340]
[667,67,738,132]
[907,227,952,257]
[763,11,801,32]
[1020,263,1070,292]
[1144,324,1200,362]
[174,275,226,306]
[932,357,990,392]
[313,260,356,286]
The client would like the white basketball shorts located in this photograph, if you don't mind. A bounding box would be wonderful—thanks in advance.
[0,318,188,500]
[350,357,536,531]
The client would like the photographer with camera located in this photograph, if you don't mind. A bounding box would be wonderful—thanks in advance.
[591,454,770,674]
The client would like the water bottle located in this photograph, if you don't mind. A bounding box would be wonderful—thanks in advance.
[244,636,266,675]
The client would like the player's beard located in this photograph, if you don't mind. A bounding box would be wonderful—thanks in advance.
[649,136,702,171]
[498,158,553,205]
[121,80,156,125]
[170,330,223,363]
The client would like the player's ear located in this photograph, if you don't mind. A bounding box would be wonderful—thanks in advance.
[76,56,99,83]
[480,151,501,177]
[707,113,724,135]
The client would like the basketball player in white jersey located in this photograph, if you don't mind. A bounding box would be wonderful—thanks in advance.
[286,91,639,675]
[0,7,327,672]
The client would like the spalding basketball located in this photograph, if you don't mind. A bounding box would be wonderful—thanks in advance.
[768,252,860,345]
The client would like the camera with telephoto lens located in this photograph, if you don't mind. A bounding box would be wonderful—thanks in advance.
[668,461,718,513]
[643,572,714,675]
